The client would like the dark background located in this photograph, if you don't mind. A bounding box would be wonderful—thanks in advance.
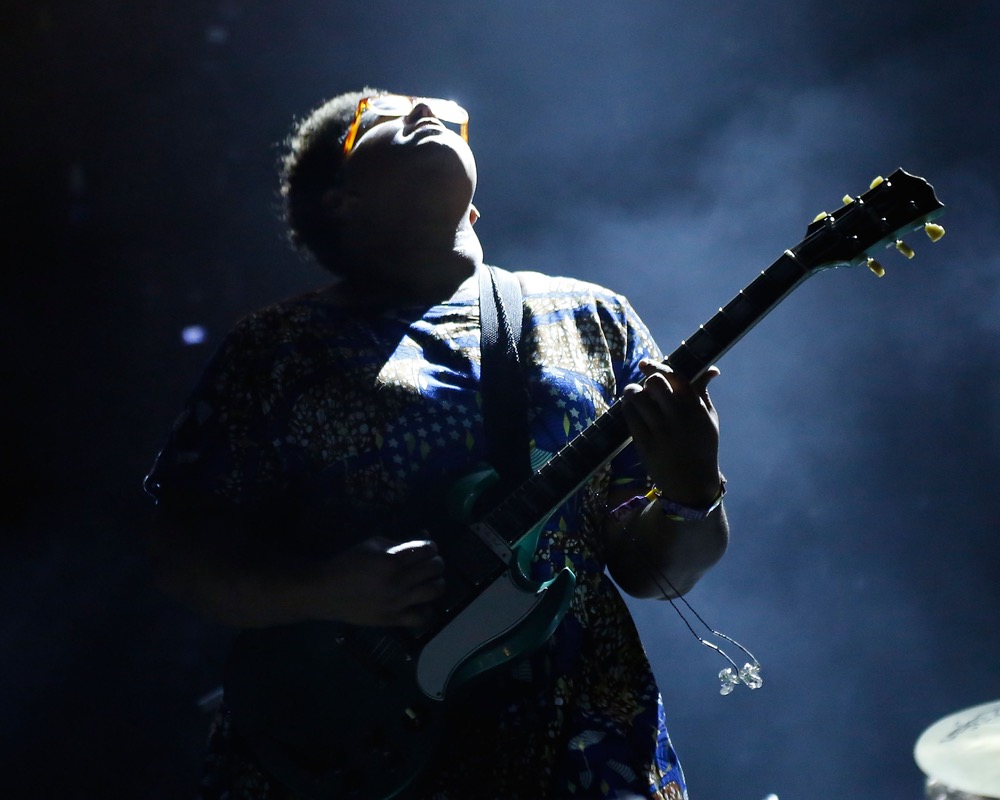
[2,1,998,798]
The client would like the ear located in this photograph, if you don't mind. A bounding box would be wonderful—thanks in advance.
[469,204,480,225]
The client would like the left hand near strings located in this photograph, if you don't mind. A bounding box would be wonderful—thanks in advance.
[620,359,723,506]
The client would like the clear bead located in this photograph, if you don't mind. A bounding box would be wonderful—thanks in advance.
[719,667,739,695]
[739,663,763,690]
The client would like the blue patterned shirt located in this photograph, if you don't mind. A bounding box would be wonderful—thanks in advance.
[146,269,688,799]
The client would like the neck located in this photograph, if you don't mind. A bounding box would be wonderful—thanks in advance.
[331,235,483,309]
[331,223,483,309]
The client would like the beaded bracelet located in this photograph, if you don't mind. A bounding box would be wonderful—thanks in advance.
[649,477,727,522]
[608,477,726,525]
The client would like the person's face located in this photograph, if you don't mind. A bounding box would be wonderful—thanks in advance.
[336,102,478,232]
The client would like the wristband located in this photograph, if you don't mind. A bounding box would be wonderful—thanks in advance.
[608,493,652,526]
[648,478,727,522]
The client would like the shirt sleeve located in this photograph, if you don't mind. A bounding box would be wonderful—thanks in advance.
[603,293,663,491]
[143,316,290,520]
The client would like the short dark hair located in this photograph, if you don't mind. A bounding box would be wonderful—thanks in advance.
[279,88,383,275]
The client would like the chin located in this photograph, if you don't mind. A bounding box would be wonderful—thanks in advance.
[413,133,476,179]
[409,157,476,212]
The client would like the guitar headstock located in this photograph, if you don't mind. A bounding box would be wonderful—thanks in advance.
[798,168,945,276]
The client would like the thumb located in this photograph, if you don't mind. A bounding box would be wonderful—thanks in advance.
[386,538,438,562]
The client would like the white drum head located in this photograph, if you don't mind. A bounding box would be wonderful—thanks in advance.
[915,699,1000,799]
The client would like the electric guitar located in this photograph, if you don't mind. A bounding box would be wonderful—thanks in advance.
[224,168,945,799]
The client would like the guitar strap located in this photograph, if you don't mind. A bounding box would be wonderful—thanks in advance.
[478,265,532,493]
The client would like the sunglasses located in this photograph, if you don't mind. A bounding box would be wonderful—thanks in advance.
[342,94,470,156]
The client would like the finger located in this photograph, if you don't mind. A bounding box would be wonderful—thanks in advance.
[637,358,699,401]
[633,372,684,425]
[691,366,720,394]
[639,359,719,394]
[646,365,719,417]
[400,551,446,590]
[637,358,671,378]
[621,384,657,439]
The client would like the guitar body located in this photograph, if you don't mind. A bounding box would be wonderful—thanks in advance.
[225,620,439,800]
[224,169,945,800]
[224,470,576,800]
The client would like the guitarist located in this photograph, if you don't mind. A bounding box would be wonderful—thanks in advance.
[145,89,729,799]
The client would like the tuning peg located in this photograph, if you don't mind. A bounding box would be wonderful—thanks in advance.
[925,222,946,242]
[812,211,830,223]
[895,240,916,259]
[870,176,885,189]
[842,194,854,205]
[867,257,886,277]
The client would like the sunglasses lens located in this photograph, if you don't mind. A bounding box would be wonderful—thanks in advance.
[367,95,414,116]
[423,99,467,124]
[367,95,467,124]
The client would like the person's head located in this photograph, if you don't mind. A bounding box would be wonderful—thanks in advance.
[280,90,478,277]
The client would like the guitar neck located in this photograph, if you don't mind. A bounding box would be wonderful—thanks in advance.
[482,248,814,546]
[483,167,946,547]
[668,247,813,380]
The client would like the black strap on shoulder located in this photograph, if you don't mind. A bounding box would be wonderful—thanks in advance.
[478,265,532,492]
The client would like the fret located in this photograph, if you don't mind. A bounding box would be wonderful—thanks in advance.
[550,439,586,469]
[579,415,618,452]
[486,409,633,546]
[539,447,587,486]
[681,326,722,362]
[666,344,705,381]
[531,473,565,506]
[590,407,629,443]
[562,429,619,474]
[566,428,604,462]
[505,493,539,526]
[516,480,550,515]
[488,487,552,540]
[484,502,521,535]
[668,251,811,381]
[699,309,742,344]
[742,272,789,309]
[537,451,579,485]
[528,466,563,512]
[719,291,761,330]
[768,250,809,282]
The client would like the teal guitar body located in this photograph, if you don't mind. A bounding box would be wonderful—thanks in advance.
[224,469,576,800]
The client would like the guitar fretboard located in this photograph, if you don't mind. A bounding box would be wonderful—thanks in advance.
[480,249,819,546]
[478,167,944,550]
